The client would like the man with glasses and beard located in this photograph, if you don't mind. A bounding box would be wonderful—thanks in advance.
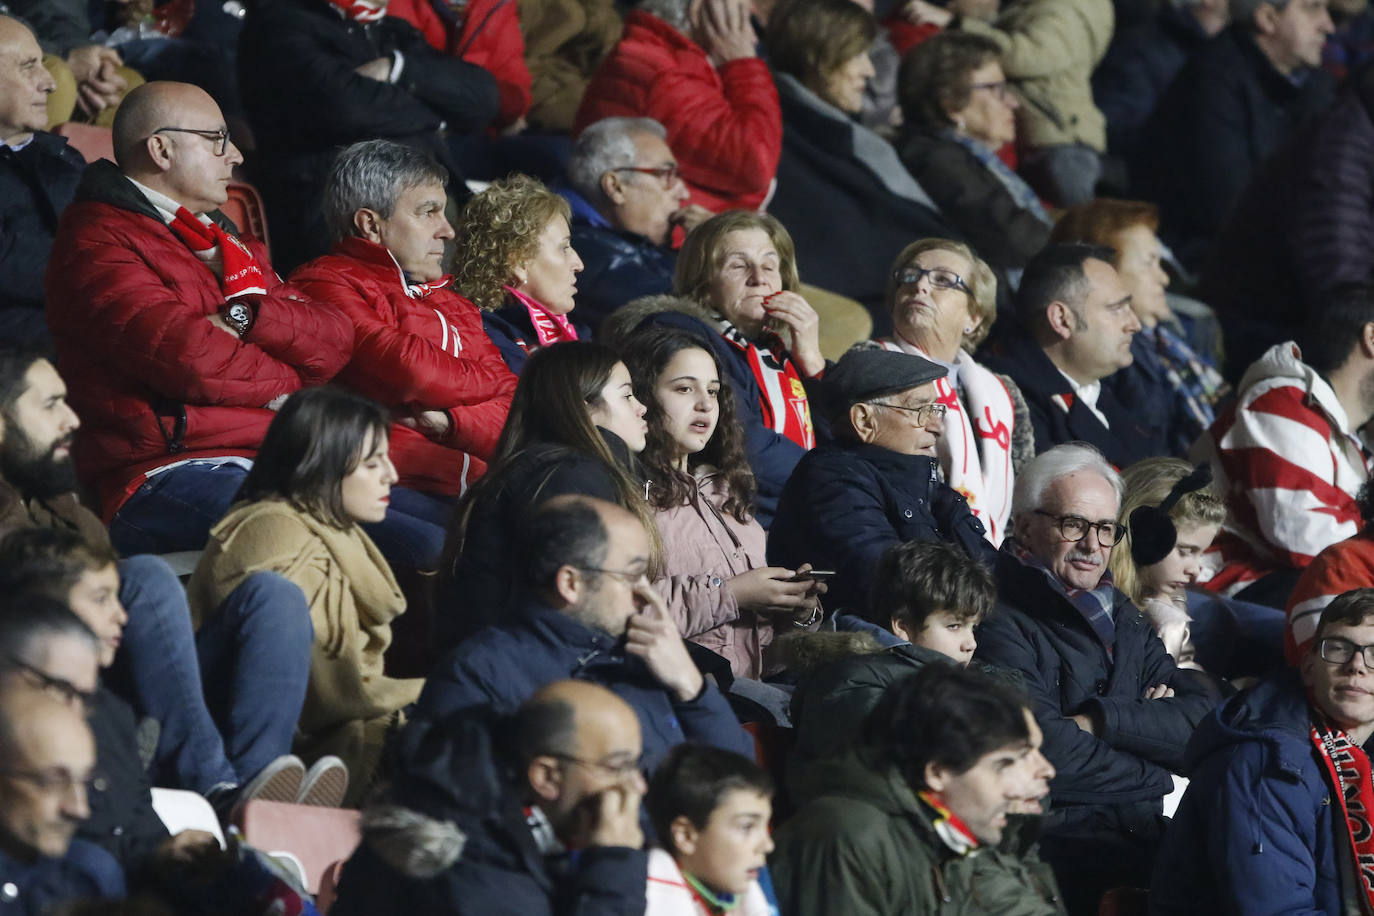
[1153,588,1374,914]
[974,443,1220,916]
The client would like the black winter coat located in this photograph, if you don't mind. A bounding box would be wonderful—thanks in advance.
[238,0,499,268]
[980,332,1157,468]
[975,551,1221,839]
[332,710,647,916]
[895,127,1050,274]
[0,132,84,320]
[767,441,995,616]
[1134,27,1335,267]
[79,688,170,878]
[563,189,676,334]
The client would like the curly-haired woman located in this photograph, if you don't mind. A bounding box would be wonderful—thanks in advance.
[453,174,588,373]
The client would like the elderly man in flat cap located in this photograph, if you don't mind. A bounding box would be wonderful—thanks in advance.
[768,347,996,618]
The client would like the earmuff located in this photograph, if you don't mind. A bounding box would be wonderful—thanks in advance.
[1127,463,1213,567]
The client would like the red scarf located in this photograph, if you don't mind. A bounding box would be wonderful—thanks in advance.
[504,285,578,347]
[919,790,980,856]
[720,323,814,450]
[324,0,387,21]
[167,206,269,299]
[1310,711,1374,910]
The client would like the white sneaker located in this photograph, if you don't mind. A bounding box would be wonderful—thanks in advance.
[297,755,349,808]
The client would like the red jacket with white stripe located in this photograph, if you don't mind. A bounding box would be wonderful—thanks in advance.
[572,11,781,213]
[385,0,532,128]
[1192,341,1370,596]
[45,161,354,519]
[1284,526,1374,664]
[290,237,516,496]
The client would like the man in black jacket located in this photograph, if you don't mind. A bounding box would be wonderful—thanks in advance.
[769,347,995,616]
[981,243,1155,467]
[238,0,501,270]
[334,680,649,915]
[975,442,1221,916]
[0,15,82,346]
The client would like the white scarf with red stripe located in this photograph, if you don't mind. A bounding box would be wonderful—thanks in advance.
[324,0,387,22]
[877,336,1013,545]
[718,319,814,451]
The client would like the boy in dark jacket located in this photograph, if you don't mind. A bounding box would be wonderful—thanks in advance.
[1152,588,1374,914]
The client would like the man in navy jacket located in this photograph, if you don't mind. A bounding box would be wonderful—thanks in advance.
[418,494,753,769]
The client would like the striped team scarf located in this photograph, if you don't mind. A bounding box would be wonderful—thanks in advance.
[717,319,814,451]
[1006,539,1117,655]
[325,0,387,22]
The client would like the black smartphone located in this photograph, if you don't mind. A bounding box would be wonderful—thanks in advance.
[788,569,836,582]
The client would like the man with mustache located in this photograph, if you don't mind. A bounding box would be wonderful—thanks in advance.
[973,442,1220,915]
[1151,588,1374,914]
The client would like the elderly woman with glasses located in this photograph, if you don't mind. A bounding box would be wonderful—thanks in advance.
[872,238,1032,545]
[895,32,1052,276]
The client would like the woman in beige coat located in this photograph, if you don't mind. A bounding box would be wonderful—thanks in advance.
[189,388,423,806]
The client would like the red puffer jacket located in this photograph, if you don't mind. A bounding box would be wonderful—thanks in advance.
[386,0,532,128]
[573,11,781,213]
[45,161,355,519]
[290,237,515,496]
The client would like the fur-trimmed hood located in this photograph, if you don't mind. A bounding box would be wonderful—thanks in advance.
[768,629,887,675]
[598,293,716,350]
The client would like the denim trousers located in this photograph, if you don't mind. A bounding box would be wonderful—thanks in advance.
[109,460,451,570]
[106,556,311,790]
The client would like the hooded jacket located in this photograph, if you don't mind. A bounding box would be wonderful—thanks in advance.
[331,710,647,916]
[1150,670,1366,915]
[1192,342,1369,597]
[44,160,354,519]
[767,442,996,615]
[417,599,754,768]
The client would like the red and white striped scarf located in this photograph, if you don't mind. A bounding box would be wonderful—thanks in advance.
[325,0,387,21]
[719,321,814,451]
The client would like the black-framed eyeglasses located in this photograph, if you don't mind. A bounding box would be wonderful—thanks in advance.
[549,753,645,781]
[151,126,230,156]
[612,164,680,188]
[1318,636,1374,668]
[870,400,948,427]
[1033,510,1127,547]
[891,265,971,294]
[0,766,106,796]
[5,656,96,706]
[968,80,1012,101]
[577,565,649,586]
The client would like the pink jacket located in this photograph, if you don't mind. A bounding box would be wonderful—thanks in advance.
[652,473,774,679]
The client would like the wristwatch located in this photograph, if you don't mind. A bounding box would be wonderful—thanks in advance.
[222,301,256,336]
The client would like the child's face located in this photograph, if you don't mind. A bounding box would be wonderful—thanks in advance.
[1137,522,1220,604]
[910,610,978,667]
[67,563,126,668]
[674,789,774,898]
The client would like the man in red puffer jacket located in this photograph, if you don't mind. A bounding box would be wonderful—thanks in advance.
[43,81,356,558]
[291,139,516,497]
[574,0,781,213]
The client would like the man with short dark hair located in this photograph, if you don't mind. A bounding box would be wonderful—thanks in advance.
[333,679,649,914]
[976,442,1219,915]
[769,346,994,617]
[1194,286,1374,606]
[772,664,1061,915]
[418,494,752,767]
[983,243,1152,466]
[44,80,354,557]
[1152,589,1374,913]
[291,139,516,498]
[1136,0,1335,266]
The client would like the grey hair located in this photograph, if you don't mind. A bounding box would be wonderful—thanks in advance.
[567,118,668,207]
[641,0,692,32]
[322,139,449,245]
[1012,443,1124,515]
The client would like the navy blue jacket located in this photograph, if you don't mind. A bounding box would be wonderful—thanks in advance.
[0,132,83,330]
[0,840,125,915]
[975,550,1220,839]
[560,188,676,334]
[1103,332,1198,458]
[417,599,754,767]
[333,710,647,916]
[767,442,995,616]
[480,301,594,375]
[641,310,812,529]
[981,332,1158,469]
[1151,670,1360,915]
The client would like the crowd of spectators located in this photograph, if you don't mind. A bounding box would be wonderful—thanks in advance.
[6,0,1374,911]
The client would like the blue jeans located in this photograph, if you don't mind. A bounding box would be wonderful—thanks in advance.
[110,461,450,570]
[197,571,313,782]
[105,555,240,793]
